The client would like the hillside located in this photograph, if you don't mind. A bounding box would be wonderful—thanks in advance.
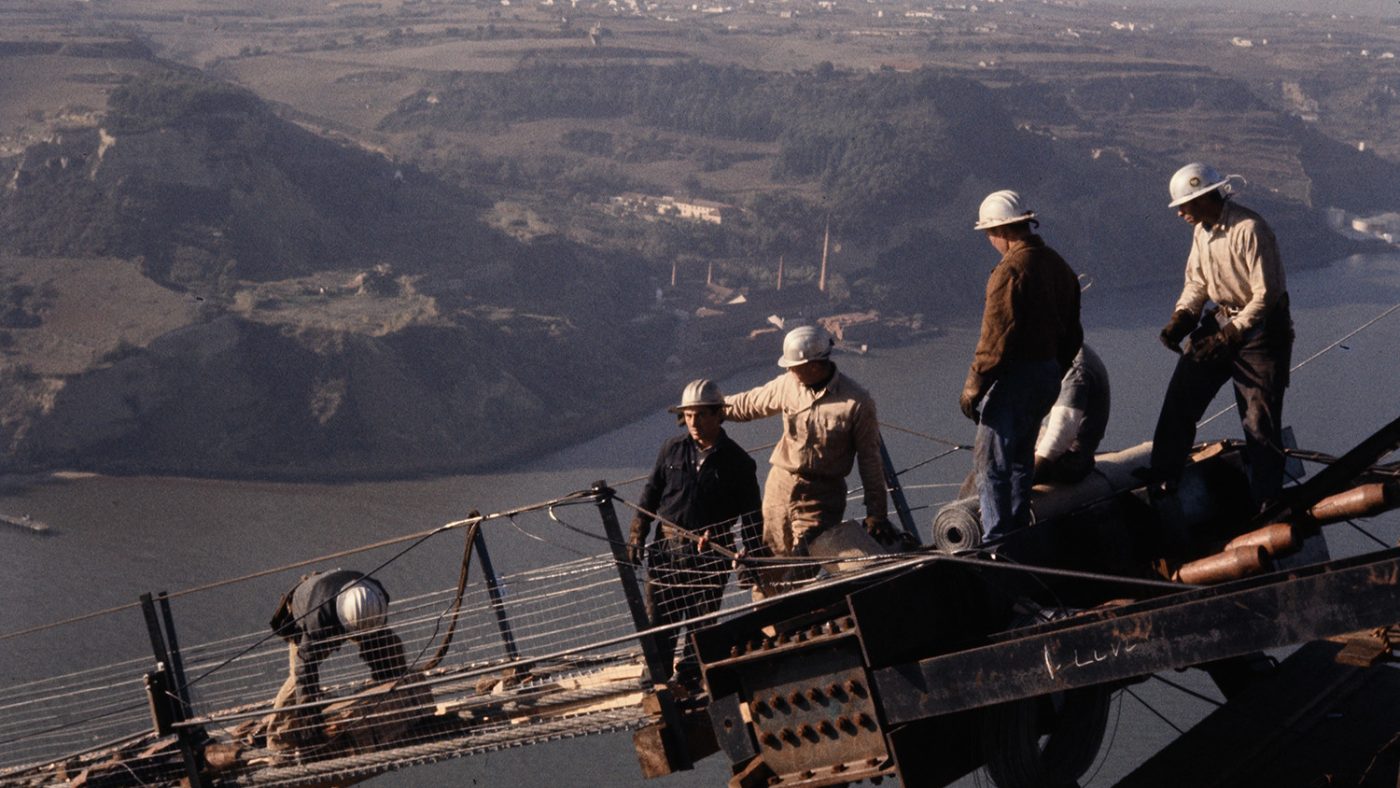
[0,58,695,479]
[0,2,1396,479]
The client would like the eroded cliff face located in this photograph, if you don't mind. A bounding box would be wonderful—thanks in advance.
[9,315,565,478]
[0,69,671,479]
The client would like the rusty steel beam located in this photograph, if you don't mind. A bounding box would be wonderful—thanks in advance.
[873,547,1400,724]
[1256,413,1400,527]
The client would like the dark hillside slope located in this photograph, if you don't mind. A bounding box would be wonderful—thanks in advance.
[0,63,677,479]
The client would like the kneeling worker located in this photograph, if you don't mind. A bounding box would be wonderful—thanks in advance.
[1034,343,1110,485]
[267,570,409,750]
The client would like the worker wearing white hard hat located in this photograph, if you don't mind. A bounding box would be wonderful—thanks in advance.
[962,190,1083,542]
[266,570,409,752]
[724,326,896,589]
[627,379,761,687]
[1147,163,1292,505]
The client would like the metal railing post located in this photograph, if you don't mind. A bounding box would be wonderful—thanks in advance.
[592,480,672,683]
[139,593,204,788]
[881,438,921,543]
[472,527,521,661]
[592,480,693,771]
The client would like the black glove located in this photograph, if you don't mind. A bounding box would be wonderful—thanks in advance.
[1189,321,1243,364]
[1159,309,1197,354]
[960,370,988,424]
[625,516,649,567]
[864,515,898,544]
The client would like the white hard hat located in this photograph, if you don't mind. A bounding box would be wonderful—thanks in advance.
[974,189,1037,230]
[336,580,389,637]
[668,379,724,413]
[1168,162,1231,207]
[778,325,833,368]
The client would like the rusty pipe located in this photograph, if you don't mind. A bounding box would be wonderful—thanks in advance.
[1173,546,1269,585]
[1224,523,1298,558]
[1307,482,1399,525]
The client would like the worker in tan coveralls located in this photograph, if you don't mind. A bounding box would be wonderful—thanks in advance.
[724,326,894,588]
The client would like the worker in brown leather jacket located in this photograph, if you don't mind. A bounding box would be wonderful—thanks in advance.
[960,190,1083,542]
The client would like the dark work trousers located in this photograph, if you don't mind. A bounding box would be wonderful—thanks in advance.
[643,534,729,685]
[974,359,1063,541]
[1150,314,1292,506]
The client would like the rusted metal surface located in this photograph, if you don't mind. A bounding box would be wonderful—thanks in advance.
[872,547,1400,723]
[1256,414,1400,527]
[1307,482,1398,524]
[1173,545,1269,584]
[1223,523,1297,557]
[707,632,891,786]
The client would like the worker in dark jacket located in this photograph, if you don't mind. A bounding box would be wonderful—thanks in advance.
[627,379,762,687]
[1150,163,1292,506]
[960,190,1083,541]
[267,570,408,749]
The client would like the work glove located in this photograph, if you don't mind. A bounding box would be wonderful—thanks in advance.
[1189,322,1243,364]
[864,515,898,544]
[625,515,649,567]
[959,370,988,424]
[1159,309,1196,354]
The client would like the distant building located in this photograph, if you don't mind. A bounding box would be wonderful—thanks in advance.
[609,193,735,225]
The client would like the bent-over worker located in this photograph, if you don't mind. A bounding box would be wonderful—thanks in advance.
[267,570,408,750]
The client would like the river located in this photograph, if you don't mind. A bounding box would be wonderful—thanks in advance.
[2,253,1398,786]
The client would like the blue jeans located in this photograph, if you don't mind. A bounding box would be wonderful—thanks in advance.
[974,360,1063,541]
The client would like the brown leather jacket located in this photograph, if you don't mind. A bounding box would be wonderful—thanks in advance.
[970,235,1083,381]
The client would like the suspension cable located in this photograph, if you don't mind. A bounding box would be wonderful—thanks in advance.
[1199,299,1400,429]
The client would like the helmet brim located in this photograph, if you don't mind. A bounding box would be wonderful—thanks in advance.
[777,355,826,369]
[973,213,1036,231]
[1168,178,1230,208]
[667,402,723,413]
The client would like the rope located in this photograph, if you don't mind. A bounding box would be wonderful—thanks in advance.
[880,420,969,450]
[415,518,481,673]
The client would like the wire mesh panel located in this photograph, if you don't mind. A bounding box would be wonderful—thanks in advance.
[0,457,934,788]
[0,497,741,787]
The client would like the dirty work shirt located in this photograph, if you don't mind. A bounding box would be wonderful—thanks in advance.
[1034,344,1110,483]
[725,367,887,554]
[1173,200,1286,333]
[970,234,1083,380]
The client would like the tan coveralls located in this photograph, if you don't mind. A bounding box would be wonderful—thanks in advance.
[724,367,887,557]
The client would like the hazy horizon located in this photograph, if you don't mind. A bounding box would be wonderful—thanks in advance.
[1113,0,1396,18]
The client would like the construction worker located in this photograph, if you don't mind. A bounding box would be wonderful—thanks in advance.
[267,570,408,750]
[1034,343,1110,485]
[961,190,1083,541]
[1149,163,1292,505]
[725,326,895,586]
[626,379,762,688]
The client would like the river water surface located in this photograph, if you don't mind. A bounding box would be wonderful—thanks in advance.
[3,253,1399,786]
